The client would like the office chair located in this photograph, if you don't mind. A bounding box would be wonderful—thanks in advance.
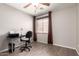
[20,31,32,52]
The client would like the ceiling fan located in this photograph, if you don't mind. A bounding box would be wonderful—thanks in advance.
[24,3,50,9]
[24,3,50,14]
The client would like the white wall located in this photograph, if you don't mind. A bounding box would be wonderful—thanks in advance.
[52,5,77,49]
[0,4,33,51]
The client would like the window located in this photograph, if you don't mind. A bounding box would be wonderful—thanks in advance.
[36,18,48,33]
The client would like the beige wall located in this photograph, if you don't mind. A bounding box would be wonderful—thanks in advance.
[0,4,33,51]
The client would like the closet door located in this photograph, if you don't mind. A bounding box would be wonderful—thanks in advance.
[36,18,48,44]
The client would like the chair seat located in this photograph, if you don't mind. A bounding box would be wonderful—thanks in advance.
[20,31,32,52]
[21,37,29,41]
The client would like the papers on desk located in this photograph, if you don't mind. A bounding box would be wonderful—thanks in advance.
[9,31,19,34]
[8,31,19,38]
[9,31,15,34]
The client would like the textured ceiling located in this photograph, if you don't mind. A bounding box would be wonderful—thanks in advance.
[6,3,76,16]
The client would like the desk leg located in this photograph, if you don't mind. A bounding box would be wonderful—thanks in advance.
[8,39,15,53]
[12,40,13,53]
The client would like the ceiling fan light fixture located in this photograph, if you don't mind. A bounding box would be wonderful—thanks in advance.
[32,3,39,7]
[30,0,39,7]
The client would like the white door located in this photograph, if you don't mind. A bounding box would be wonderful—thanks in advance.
[36,18,48,44]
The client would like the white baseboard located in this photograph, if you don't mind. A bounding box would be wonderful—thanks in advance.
[54,44,76,50]
[0,48,8,53]
[76,49,79,55]
[54,44,79,55]
[0,44,21,53]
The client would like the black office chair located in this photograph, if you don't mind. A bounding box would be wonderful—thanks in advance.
[20,31,32,52]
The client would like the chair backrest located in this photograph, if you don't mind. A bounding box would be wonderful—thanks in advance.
[26,31,32,38]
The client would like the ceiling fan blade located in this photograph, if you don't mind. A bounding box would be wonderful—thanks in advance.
[24,3,32,8]
[41,3,50,6]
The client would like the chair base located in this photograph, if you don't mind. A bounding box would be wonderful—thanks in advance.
[20,41,32,52]
[20,46,30,52]
[28,46,32,48]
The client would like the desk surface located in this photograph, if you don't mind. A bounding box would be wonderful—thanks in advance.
[7,33,19,38]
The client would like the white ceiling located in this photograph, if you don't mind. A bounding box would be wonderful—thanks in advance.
[6,3,76,16]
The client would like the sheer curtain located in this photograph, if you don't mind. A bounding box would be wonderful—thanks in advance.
[36,18,48,44]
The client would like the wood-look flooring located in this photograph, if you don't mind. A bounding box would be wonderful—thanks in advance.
[0,42,78,56]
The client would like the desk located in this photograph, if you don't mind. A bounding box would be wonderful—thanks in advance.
[7,33,19,53]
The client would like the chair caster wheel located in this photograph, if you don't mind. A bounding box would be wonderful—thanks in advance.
[28,49,30,51]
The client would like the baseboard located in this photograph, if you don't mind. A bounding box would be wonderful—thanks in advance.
[54,44,76,50]
[76,49,79,55]
[0,44,22,53]
[0,48,8,53]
